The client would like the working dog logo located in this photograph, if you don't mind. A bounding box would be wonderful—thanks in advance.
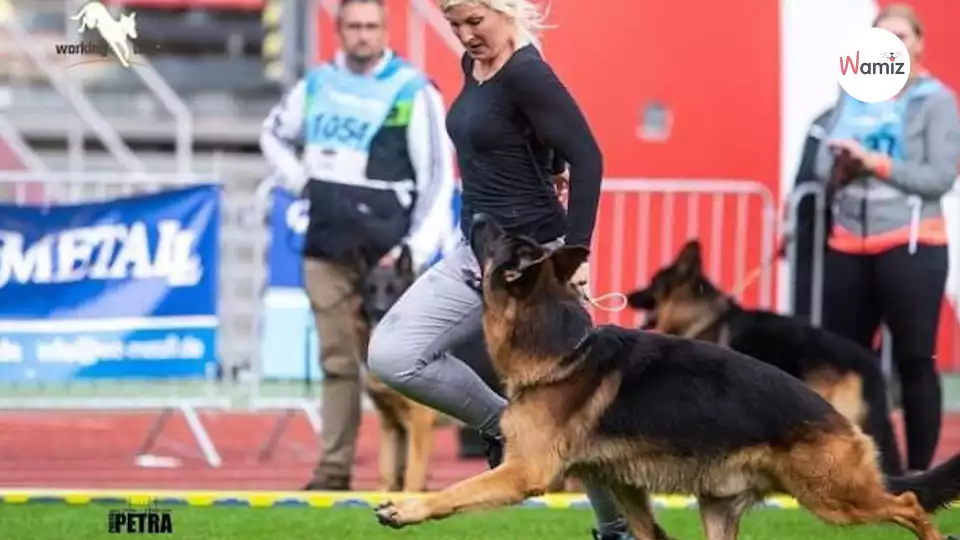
[55,1,140,67]
[72,1,138,66]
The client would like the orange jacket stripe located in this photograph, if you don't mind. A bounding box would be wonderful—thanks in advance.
[829,215,949,254]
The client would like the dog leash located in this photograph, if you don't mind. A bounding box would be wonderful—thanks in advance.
[580,289,630,312]
[576,253,768,315]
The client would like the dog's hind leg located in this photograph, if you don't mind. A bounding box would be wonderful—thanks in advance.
[696,493,756,540]
[401,403,436,492]
[806,370,866,426]
[376,415,404,492]
[812,370,903,476]
[366,379,405,492]
[607,484,676,540]
[777,429,942,540]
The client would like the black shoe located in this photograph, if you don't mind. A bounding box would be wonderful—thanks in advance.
[591,528,636,540]
[482,434,504,469]
[302,476,351,491]
[591,519,639,540]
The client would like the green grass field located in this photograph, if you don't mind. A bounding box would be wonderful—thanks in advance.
[3,505,960,540]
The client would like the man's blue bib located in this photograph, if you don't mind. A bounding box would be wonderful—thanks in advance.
[303,54,427,155]
[830,77,944,160]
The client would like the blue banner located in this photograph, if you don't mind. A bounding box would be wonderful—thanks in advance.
[0,185,221,381]
[266,187,308,289]
[259,186,461,380]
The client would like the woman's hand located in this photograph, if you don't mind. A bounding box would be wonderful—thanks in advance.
[828,139,885,174]
[569,261,590,300]
[553,167,570,206]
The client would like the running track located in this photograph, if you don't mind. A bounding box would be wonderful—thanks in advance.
[1,411,958,490]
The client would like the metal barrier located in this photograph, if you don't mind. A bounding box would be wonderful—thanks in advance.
[783,182,829,327]
[0,171,268,468]
[247,178,779,459]
[588,179,778,329]
[0,174,779,463]
[783,180,960,374]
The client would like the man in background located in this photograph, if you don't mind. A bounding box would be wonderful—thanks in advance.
[259,0,455,490]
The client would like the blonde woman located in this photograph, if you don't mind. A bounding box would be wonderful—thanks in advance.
[815,4,960,473]
[366,1,645,538]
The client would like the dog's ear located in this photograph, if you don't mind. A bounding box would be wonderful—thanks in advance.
[675,240,703,278]
[504,242,549,283]
[626,287,655,310]
[469,213,504,265]
[396,245,414,275]
[549,245,590,284]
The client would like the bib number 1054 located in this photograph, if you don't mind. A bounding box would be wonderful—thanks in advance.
[307,114,371,145]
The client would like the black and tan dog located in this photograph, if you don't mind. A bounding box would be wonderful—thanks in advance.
[626,239,904,477]
[374,214,960,540]
[360,246,438,493]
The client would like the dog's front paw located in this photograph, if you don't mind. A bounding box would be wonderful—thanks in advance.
[374,499,428,529]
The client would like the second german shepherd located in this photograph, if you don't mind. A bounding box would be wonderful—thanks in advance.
[374,214,960,540]
[360,246,438,493]
[626,239,903,476]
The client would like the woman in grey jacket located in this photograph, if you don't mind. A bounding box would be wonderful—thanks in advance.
[814,4,960,472]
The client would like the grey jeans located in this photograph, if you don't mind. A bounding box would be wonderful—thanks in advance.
[367,233,506,436]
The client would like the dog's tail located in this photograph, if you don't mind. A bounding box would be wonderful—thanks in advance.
[886,453,960,513]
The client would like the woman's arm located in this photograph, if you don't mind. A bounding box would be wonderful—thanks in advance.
[869,90,960,197]
[503,55,603,248]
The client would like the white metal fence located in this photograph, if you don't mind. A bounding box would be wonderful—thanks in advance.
[587,179,778,329]
[0,172,791,462]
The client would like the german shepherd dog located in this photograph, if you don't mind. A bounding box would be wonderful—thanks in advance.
[625,239,904,477]
[374,214,960,540]
[360,246,438,492]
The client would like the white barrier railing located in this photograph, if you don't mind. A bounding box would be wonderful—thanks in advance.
[0,173,782,463]
[589,179,778,329]
[249,178,779,455]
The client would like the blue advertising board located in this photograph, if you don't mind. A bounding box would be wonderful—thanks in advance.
[259,187,319,380]
[0,185,221,381]
[259,186,461,380]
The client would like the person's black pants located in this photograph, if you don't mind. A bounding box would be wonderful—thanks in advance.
[822,243,948,471]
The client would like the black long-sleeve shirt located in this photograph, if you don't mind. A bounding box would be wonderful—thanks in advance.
[445,44,603,248]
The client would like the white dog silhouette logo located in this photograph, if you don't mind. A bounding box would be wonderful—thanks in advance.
[70,1,138,67]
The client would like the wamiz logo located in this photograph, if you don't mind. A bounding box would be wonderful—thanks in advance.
[837,27,910,103]
[107,505,173,535]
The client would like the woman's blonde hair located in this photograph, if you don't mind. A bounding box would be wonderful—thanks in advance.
[439,0,553,49]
